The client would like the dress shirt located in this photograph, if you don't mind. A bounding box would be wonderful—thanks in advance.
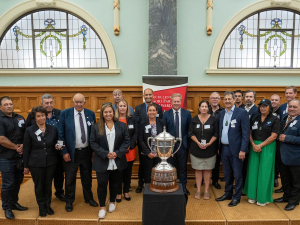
[221,105,235,144]
[74,108,88,149]
[106,124,117,170]
[172,108,181,138]
[245,104,255,113]
[46,111,58,127]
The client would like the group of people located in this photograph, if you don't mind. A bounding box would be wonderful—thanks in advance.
[0,86,299,220]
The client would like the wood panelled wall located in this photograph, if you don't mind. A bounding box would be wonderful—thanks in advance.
[0,86,294,179]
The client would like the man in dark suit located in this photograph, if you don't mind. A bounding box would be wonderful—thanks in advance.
[243,90,259,120]
[163,93,191,195]
[279,86,297,121]
[215,91,250,207]
[25,94,65,202]
[57,93,98,212]
[134,88,163,193]
[274,99,300,211]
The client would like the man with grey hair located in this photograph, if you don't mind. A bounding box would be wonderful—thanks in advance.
[215,91,250,207]
[24,94,65,202]
[274,99,300,211]
[112,89,134,115]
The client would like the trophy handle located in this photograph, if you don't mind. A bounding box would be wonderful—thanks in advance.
[171,138,182,157]
[147,137,155,154]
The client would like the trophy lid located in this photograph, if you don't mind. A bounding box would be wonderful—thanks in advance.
[155,127,174,141]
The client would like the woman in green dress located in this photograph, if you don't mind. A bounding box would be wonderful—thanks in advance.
[244,99,280,206]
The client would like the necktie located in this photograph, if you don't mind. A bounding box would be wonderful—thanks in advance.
[78,112,86,144]
[175,111,179,138]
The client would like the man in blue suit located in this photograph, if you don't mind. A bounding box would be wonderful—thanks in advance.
[243,90,259,120]
[58,93,98,212]
[215,91,250,207]
[279,86,297,121]
[163,93,192,195]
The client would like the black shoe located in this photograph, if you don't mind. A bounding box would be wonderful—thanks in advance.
[216,194,232,202]
[274,197,288,203]
[124,194,131,201]
[39,207,47,217]
[275,187,284,193]
[4,210,15,219]
[46,206,54,215]
[285,204,295,211]
[213,182,221,189]
[116,195,122,203]
[184,189,190,196]
[135,185,144,193]
[65,203,73,212]
[85,199,98,207]
[228,199,240,207]
[274,179,279,188]
[11,202,28,211]
[56,194,66,202]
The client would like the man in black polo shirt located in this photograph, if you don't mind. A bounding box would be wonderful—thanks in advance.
[234,90,245,108]
[0,96,28,219]
[25,94,65,201]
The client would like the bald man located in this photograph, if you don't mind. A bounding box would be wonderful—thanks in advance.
[112,89,134,115]
[58,93,98,212]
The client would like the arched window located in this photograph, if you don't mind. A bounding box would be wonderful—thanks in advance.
[0,10,108,69]
[218,9,300,69]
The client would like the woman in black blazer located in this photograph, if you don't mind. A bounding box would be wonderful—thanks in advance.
[23,106,60,217]
[115,99,138,202]
[139,103,164,184]
[90,103,130,219]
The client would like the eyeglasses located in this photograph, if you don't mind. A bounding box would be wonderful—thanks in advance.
[102,102,112,106]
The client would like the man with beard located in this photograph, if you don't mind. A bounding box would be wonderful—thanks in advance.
[279,86,297,121]
[134,88,163,193]
[234,90,245,108]
[111,89,134,116]
[244,90,259,120]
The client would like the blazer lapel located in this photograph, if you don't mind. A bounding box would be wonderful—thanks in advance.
[114,122,120,150]
[69,108,75,138]
[103,127,109,150]
[229,107,238,131]
[84,109,91,139]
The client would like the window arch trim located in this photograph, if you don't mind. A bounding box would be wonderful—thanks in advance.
[0,0,120,75]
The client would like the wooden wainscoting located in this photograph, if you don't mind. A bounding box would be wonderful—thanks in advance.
[0,86,294,180]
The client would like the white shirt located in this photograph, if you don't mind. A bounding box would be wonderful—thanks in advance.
[245,104,255,112]
[74,108,88,149]
[106,124,117,170]
[172,108,181,138]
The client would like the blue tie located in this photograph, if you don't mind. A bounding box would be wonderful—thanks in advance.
[175,111,179,138]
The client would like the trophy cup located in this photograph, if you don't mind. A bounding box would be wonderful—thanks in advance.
[147,127,182,193]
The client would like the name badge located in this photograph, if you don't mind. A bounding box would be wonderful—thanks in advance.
[37,136,41,141]
[128,125,134,129]
[87,121,91,126]
[156,114,159,117]
[204,125,210,129]
[290,120,297,127]
[252,125,258,130]
[145,128,149,133]
[231,124,236,128]
[35,129,42,136]
[201,139,206,145]
[196,124,200,128]
[18,119,25,127]
[231,119,237,124]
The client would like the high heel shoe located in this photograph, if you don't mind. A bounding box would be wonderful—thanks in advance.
[124,193,131,201]
[116,195,122,203]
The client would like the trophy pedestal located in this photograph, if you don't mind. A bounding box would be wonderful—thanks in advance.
[149,166,179,193]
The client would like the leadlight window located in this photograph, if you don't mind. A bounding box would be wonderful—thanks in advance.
[0,10,108,69]
[218,9,300,69]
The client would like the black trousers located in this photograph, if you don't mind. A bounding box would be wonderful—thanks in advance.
[281,163,300,205]
[63,148,93,204]
[144,156,161,184]
[30,164,56,208]
[242,152,249,188]
[275,142,282,180]
[54,151,64,197]
[96,170,121,207]
[212,153,221,183]
[118,160,134,194]
[138,146,145,187]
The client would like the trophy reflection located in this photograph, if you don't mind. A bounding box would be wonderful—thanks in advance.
[147,127,182,193]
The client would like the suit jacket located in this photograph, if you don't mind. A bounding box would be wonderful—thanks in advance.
[25,108,61,129]
[139,118,164,156]
[279,103,288,121]
[23,123,58,168]
[57,107,96,162]
[126,116,138,149]
[90,121,130,173]
[243,104,259,120]
[219,107,250,156]
[134,103,163,124]
[280,115,300,166]
[163,108,192,150]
